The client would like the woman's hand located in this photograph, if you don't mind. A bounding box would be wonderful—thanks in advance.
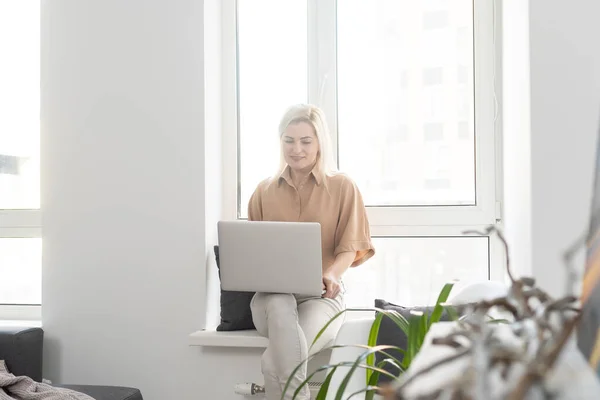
[322,273,342,299]
[322,251,354,299]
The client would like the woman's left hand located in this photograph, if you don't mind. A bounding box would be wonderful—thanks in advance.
[322,273,341,299]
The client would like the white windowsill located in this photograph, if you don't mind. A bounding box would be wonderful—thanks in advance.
[188,329,268,348]
[0,320,42,328]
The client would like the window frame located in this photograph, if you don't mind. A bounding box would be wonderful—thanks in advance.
[310,0,497,228]
[0,210,42,320]
[221,0,505,289]
[0,1,42,320]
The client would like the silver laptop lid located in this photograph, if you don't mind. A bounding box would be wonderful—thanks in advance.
[217,220,323,296]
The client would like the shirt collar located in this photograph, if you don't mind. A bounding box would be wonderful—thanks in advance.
[278,165,322,187]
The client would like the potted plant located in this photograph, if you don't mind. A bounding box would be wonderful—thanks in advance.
[282,281,459,400]
[281,227,586,400]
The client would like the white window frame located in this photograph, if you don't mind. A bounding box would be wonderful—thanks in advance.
[0,210,42,320]
[0,1,42,321]
[221,0,505,285]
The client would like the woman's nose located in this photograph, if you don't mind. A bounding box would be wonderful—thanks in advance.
[292,142,303,153]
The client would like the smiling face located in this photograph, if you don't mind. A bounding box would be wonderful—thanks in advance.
[281,121,320,174]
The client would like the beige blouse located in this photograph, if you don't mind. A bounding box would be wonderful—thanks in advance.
[248,166,375,271]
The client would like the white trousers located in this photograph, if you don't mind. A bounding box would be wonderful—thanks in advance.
[250,292,345,400]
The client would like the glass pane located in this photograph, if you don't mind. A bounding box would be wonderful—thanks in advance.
[238,0,308,218]
[0,1,40,209]
[337,0,475,206]
[343,237,488,308]
[0,238,42,305]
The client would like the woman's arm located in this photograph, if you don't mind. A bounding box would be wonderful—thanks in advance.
[325,251,355,280]
[322,251,355,299]
[332,178,375,269]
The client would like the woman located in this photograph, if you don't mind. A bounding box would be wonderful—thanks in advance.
[248,104,375,399]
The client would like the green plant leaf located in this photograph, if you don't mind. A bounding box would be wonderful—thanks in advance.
[281,343,403,400]
[309,307,409,354]
[308,308,350,353]
[366,358,402,400]
[366,311,384,348]
[383,309,410,335]
[282,344,347,399]
[307,306,409,389]
[282,306,411,398]
[371,308,411,336]
[366,312,384,382]
[446,304,460,321]
[428,282,455,328]
[348,386,383,399]
[403,314,421,370]
[333,345,403,400]
[315,366,337,400]
[418,312,428,349]
[365,309,411,384]
[286,360,398,400]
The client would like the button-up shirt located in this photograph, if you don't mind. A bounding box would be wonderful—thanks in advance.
[248,166,375,271]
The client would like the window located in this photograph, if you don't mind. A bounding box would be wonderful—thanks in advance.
[0,239,42,304]
[344,236,489,307]
[237,0,308,217]
[0,1,41,320]
[225,0,501,307]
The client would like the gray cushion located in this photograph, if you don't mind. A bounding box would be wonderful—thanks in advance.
[214,245,256,331]
[57,385,143,400]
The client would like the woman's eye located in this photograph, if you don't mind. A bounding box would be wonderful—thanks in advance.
[301,140,312,145]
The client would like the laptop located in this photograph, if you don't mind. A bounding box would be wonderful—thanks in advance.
[217,220,323,296]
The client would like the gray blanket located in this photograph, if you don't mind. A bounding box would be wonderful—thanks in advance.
[0,361,94,400]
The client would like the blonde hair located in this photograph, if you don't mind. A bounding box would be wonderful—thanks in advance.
[277,104,337,181]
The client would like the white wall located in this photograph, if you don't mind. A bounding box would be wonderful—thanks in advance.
[41,1,262,399]
[203,0,224,330]
[503,0,600,296]
[501,0,533,279]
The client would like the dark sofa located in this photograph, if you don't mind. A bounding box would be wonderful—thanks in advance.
[0,326,143,400]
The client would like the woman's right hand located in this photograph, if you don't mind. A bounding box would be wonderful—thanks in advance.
[322,273,342,299]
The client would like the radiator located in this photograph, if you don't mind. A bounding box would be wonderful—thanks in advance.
[234,381,324,397]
